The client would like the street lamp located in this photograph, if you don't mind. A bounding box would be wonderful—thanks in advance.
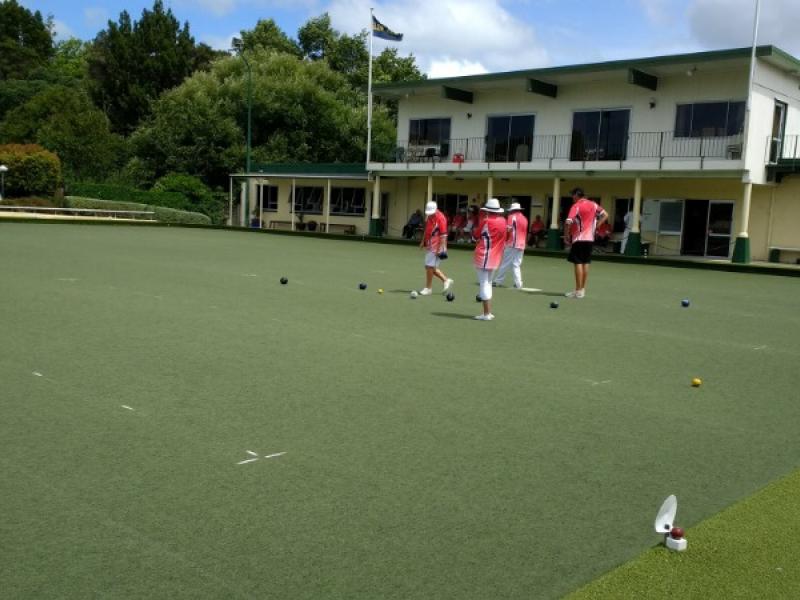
[0,165,7,202]
[232,37,252,227]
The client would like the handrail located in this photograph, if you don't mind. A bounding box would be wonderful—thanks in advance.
[372,131,746,164]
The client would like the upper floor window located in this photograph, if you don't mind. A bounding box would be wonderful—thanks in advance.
[675,101,745,137]
[331,188,366,216]
[571,109,630,161]
[291,186,323,214]
[409,118,451,158]
[486,115,535,162]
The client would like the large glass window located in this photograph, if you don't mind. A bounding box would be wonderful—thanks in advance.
[570,109,629,161]
[674,101,745,137]
[409,118,451,157]
[330,187,366,216]
[486,114,535,161]
[291,186,323,214]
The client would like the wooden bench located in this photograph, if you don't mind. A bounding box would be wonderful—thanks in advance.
[320,223,356,235]
[768,246,800,263]
[268,220,294,230]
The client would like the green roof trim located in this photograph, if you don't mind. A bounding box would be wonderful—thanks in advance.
[246,163,368,177]
[373,45,800,93]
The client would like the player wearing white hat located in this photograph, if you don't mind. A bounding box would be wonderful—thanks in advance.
[418,200,453,296]
[473,198,506,320]
[492,201,528,289]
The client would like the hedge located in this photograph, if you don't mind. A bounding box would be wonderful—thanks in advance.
[0,144,61,197]
[65,196,211,225]
[67,183,189,211]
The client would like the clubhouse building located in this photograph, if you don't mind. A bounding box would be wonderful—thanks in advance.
[230,45,800,264]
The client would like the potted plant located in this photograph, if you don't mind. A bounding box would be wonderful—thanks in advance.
[306,220,318,232]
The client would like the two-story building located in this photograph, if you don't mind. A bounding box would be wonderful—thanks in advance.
[233,45,800,264]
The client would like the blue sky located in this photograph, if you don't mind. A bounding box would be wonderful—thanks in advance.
[19,0,800,77]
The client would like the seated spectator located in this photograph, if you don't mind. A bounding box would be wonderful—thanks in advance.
[402,209,423,239]
[528,214,546,247]
[450,209,467,241]
[595,220,612,247]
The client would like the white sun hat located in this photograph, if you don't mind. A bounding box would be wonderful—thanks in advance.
[424,201,438,215]
[481,198,504,213]
[508,202,523,212]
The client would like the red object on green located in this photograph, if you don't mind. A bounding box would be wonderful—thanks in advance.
[670,527,685,539]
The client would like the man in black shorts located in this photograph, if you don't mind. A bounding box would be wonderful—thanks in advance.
[564,188,608,298]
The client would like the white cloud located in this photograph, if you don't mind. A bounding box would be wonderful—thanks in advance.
[638,0,676,25]
[688,0,800,56]
[202,31,240,51]
[52,19,75,40]
[325,0,549,77]
[428,58,488,78]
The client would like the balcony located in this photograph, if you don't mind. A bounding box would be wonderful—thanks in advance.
[766,134,800,182]
[369,131,745,172]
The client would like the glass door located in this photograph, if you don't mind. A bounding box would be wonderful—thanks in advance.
[706,202,734,257]
[486,115,535,162]
[769,100,787,163]
[571,109,629,160]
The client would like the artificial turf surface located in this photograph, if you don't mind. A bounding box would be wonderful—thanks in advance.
[1,223,798,599]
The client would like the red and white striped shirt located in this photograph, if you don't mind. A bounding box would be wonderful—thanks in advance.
[423,210,448,252]
[473,213,507,270]
[566,199,607,243]
[506,212,529,250]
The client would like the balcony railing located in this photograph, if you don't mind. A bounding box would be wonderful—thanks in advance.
[766,134,800,164]
[371,131,745,165]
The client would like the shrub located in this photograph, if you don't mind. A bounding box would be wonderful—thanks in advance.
[67,183,188,210]
[0,144,61,197]
[153,173,226,224]
[66,196,211,225]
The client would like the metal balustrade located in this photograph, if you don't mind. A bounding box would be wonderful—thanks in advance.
[371,131,746,165]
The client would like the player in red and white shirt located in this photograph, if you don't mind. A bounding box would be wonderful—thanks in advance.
[418,200,453,296]
[563,187,608,298]
[493,202,529,289]
[473,198,507,320]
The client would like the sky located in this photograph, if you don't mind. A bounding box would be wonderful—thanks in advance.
[19,0,800,78]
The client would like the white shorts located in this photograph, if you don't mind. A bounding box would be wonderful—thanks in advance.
[425,251,441,268]
[476,268,493,301]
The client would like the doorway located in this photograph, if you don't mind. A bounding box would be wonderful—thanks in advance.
[681,199,734,257]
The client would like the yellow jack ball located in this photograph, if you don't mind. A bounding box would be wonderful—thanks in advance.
[378,288,384,294]
[691,378,702,387]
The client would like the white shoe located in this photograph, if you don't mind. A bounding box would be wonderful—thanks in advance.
[443,278,454,293]
[419,288,432,296]
[486,313,495,320]
[576,289,585,298]
[565,290,578,298]
[474,314,490,321]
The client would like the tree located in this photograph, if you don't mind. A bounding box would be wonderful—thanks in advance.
[297,14,335,61]
[239,19,301,57]
[130,49,396,186]
[86,0,199,134]
[0,0,54,80]
[0,85,126,181]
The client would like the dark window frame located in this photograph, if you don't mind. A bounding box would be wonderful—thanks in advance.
[258,184,279,212]
[291,186,324,215]
[674,100,746,138]
[330,187,367,216]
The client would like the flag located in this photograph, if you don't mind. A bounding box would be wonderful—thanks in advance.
[372,15,403,41]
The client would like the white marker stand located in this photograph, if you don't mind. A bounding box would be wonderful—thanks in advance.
[666,535,687,552]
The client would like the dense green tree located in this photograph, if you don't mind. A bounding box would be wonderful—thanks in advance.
[297,14,335,61]
[131,49,395,186]
[0,86,126,181]
[47,38,90,81]
[129,70,243,187]
[0,0,54,80]
[86,0,199,134]
[239,19,301,57]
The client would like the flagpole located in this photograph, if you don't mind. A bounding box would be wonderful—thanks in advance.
[366,7,374,166]
[733,0,760,264]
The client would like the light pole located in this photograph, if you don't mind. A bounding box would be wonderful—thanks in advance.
[232,37,252,227]
[0,165,7,202]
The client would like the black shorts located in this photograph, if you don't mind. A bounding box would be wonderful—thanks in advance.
[567,241,593,264]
